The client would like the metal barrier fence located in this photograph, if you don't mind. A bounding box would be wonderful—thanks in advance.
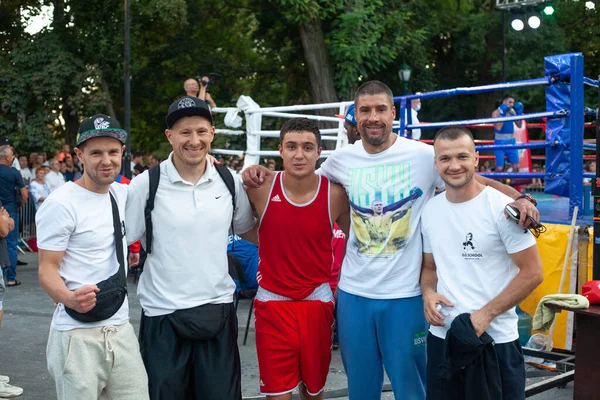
[17,198,36,253]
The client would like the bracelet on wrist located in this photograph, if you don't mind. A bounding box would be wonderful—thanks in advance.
[515,193,537,206]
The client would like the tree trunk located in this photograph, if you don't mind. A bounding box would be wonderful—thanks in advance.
[62,102,79,147]
[100,77,117,121]
[298,18,338,105]
[298,18,339,149]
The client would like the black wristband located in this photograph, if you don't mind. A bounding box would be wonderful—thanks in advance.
[516,193,537,206]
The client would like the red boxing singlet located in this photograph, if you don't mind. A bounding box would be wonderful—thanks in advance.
[257,172,333,300]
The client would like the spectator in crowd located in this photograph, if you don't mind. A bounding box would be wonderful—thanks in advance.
[0,145,28,287]
[30,168,51,210]
[28,152,38,169]
[344,104,360,144]
[183,76,217,109]
[0,199,24,397]
[73,165,83,181]
[19,155,34,184]
[266,159,276,171]
[584,160,595,185]
[31,153,44,176]
[131,152,143,173]
[404,97,422,140]
[63,158,76,182]
[44,159,66,192]
[9,147,20,171]
[227,234,259,291]
[146,154,159,168]
[133,164,145,177]
[39,153,48,167]
[72,153,83,172]
[56,143,72,162]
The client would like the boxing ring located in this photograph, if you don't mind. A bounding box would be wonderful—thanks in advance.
[211,53,598,397]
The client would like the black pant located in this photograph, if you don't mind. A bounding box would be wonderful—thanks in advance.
[426,332,525,400]
[139,303,242,400]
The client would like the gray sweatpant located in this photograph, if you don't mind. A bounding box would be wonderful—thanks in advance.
[47,322,149,400]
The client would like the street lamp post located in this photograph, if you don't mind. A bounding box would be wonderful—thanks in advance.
[398,62,412,94]
[123,0,132,179]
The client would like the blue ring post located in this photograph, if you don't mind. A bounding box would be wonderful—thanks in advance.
[569,54,584,218]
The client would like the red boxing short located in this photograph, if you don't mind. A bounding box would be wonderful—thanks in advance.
[254,299,335,396]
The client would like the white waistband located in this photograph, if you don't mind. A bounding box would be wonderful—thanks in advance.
[494,133,515,141]
[256,282,333,302]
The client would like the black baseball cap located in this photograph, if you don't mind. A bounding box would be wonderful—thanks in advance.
[166,96,213,128]
[76,114,127,146]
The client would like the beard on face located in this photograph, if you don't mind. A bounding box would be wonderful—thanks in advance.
[360,124,391,147]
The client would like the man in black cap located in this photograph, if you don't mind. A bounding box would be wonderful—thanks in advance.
[37,114,149,400]
[126,97,257,400]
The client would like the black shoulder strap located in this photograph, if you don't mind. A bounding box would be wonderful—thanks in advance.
[144,164,161,254]
[109,192,126,284]
[214,165,236,212]
[214,165,237,249]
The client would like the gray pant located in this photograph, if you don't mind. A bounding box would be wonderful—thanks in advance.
[47,323,149,400]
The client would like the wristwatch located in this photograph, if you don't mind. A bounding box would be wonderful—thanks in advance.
[516,193,537,206]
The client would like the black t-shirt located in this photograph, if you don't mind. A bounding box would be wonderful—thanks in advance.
[0,164,24,207]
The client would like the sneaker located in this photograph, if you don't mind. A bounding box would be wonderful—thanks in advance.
[0,381,23,398]
[0,375,9,383]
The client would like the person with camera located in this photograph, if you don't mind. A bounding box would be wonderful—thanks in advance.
[183,76,217,109]
[491,94,524,171]
[37,114,148,400]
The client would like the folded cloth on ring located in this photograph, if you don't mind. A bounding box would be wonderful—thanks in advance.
[533,294,589,331]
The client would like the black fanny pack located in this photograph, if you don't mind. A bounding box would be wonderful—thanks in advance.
[168,303,229,341]
[65,192,127,323]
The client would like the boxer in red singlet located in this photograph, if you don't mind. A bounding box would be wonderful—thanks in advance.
[246,118,349,400]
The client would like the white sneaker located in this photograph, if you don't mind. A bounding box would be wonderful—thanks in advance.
[0,375,8,384]
[0,381,23,398]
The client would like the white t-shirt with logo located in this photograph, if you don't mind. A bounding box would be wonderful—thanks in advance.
[421,186,537,344]
[36,182,129,331]
[318,137,444,299]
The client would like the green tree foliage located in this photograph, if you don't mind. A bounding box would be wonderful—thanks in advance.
[1,0,598,155]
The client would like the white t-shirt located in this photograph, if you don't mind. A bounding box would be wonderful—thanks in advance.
[45,170,66,192]
[421,186,537,344]
[318,137,444,299]
[20,167,34,184]
[126,153,256,317]
[36,182,130,331]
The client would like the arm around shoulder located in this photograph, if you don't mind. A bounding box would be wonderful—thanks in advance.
[125,171,150,245]
[330,183,350,236]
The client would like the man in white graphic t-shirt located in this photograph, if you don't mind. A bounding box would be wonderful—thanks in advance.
[420,126,543,400]
[243,81,541,400]
[37,114,148,400]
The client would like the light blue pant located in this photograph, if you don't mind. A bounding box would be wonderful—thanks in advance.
[337,289,427,400]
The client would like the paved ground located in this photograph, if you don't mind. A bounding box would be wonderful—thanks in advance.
[1,252,574,399]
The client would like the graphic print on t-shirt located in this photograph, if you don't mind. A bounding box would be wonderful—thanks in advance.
[347,163,422,257]
[461,232,482,260]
